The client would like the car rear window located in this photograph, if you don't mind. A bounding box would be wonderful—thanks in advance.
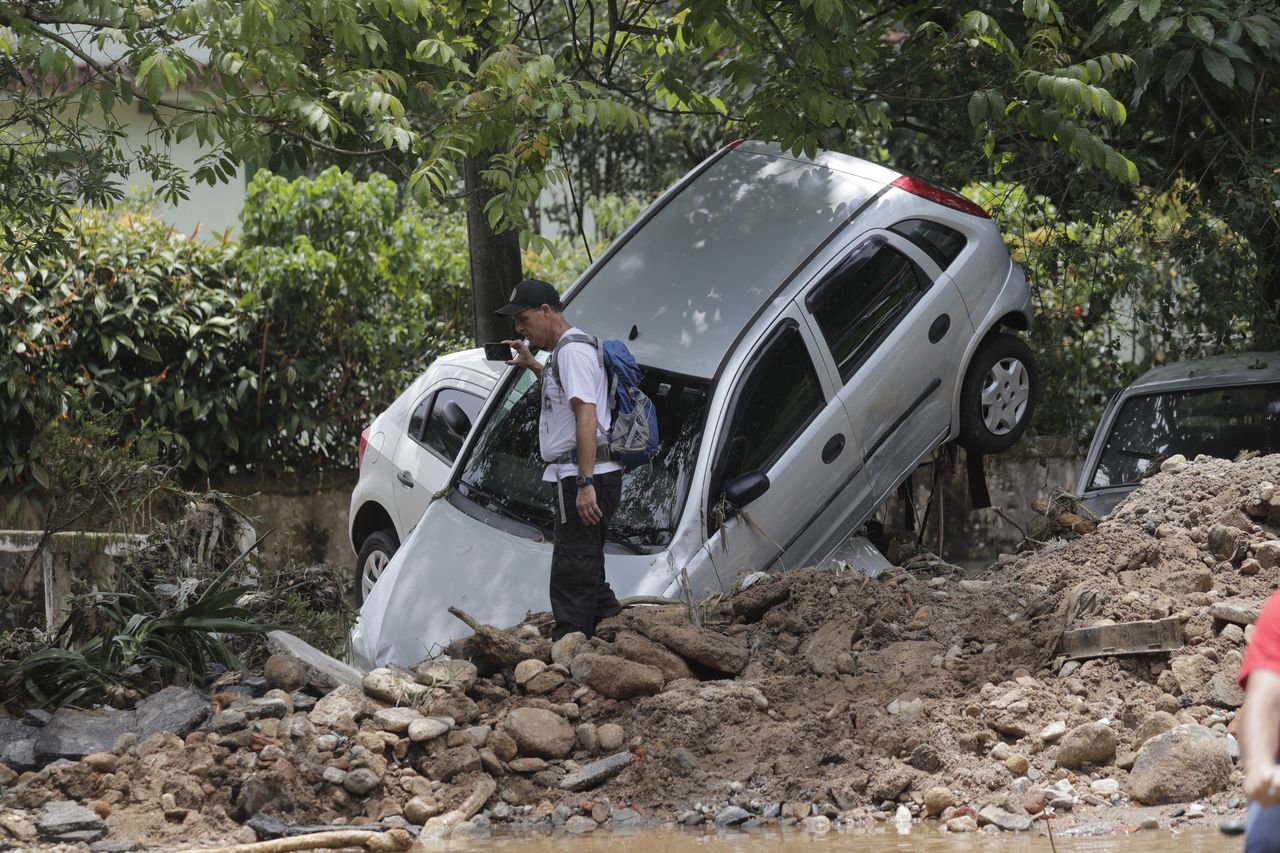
[889,219,967,269]
[1090,382,1280,488]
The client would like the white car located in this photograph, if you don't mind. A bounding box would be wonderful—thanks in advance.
[354,140,1038,667]
[348,348,501,601]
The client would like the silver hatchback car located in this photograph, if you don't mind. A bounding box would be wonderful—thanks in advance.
[353,141,1038,667]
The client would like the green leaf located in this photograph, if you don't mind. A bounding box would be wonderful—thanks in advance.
[1107,1,1137,25]
[1187,15,1214,44]
[1201,48,1235,87]
[1164,49,1193,90]
[1138,0,1160,22]
[1152,16,1181,45]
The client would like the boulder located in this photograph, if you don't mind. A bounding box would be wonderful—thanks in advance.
[501,707,575,759]
[408,717,453,743]
[488,729,518,762]
[308,684,369,730]
[0,718,37,771]
[1129,724,1232,804]
[1055,722,1117,769]
[597,723,625,752]
[525,670,566,694]
[135,685,209,737]
[363,668,435,705]
[801,617,863,676]
[426,745,482,782]
[550,632,588,666]
[1132,711,1178,749]
[35,708,136,764]
[373,707,424,734]
[923,786,955,817]
[267,630,365,691]
[633,620,749,675]
[263,654,308,693]
[1210,600,1264,626]
[513,659,547,687]
[569,654,664,699]
[977,805,1032,832]
[416,658,478,694]
[559,751,634,791]
[342,767,382,797]
[37,801,107,842]
[613,631,695,682]
[1207,523,1247,561]
[1256,540,1280,571]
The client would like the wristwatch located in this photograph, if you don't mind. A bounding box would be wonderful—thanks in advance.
[575,475,595,487]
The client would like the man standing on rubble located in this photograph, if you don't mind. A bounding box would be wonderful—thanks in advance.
[496,278,624,641]
[1238,589,1280,851]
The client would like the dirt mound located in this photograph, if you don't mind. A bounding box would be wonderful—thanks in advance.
[4,454,1278,846]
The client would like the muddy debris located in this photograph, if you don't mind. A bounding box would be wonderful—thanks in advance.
[4,453,1279,847]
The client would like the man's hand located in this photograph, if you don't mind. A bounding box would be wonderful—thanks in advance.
[503,339,540,373]
[576,484,602,526]
[1247,763,1280,807]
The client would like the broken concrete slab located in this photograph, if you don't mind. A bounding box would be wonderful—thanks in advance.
[37,801,107,842]
[1060,616,1183,660]
[1210,600,1265,627]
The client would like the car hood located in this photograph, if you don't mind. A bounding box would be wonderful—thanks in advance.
[350,494,680,668]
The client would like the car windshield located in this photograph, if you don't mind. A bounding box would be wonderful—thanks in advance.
[1090,382,1280,488]
[457,356,710,547]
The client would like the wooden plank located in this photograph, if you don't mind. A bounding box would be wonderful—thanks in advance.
[1061,616,1184,660]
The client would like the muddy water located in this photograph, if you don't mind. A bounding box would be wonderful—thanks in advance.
[454,827,1236,853]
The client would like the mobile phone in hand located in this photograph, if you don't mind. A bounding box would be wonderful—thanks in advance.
[483,342,513,361]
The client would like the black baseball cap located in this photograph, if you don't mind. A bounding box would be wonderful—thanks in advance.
[494,278,562,316]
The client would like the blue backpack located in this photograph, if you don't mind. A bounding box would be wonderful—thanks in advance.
[549,334,661,469]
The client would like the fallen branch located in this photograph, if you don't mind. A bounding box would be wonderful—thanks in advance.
[447,606,549,667]
[173,828,412,853]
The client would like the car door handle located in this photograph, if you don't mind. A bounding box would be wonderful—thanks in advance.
[928,313,950,344]
[397,470,415,488]
[821,433,845,464]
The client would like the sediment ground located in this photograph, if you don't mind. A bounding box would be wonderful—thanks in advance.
[4,453,1279,849]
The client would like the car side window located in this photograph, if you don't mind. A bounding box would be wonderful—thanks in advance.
[421,389,484,461]
[408,397,430,441]
[720,322,824,482]
[889,218,967,269]
[805,237,926,383]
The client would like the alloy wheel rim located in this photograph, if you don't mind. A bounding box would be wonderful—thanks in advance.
[361,550,389,600]
[980,357,1030,436]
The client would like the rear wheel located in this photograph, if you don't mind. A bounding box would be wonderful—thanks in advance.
[354,529,398,603]
[958,332,1038,454]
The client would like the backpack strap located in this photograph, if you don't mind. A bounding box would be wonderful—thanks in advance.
[545,333,610,466]
[548,333,602,390]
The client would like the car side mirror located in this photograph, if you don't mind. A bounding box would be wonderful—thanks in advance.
[724,470,770,507]
[442,401,471,437]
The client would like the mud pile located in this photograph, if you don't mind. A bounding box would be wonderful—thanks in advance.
[3,453,1279,848]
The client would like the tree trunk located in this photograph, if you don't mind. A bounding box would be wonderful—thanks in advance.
[465,151,523,345]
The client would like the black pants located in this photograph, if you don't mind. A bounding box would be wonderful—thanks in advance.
[550,470,624,640]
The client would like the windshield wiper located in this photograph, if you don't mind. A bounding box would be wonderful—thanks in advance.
[460,481,551,530]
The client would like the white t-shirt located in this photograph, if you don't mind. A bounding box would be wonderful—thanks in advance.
[540,328,623,483]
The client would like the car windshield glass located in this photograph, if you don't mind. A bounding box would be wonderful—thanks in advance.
[457,357,710,547]
[1090,382,1280,488]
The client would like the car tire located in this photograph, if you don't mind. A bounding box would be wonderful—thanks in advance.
[354,529,398,604]
[958,332,1039,454]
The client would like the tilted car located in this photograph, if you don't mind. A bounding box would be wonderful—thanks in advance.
[348,348,501,601]
[352,140,1039,667]
[1076,351,1280,517]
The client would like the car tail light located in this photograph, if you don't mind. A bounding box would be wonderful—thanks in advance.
[891,175,990,219]
[358,427,370,469]
[726,139,748,150]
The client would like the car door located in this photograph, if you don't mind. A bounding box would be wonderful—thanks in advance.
[704,305,871,582]
[392,384,487,533]
[799,229,975,501]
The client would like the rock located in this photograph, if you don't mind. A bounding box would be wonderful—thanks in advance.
[802,815,832,833]
[0,763,16,786]
[1160,454,1188,473]
[342,767,382,797]
[35,708,136,763]
[551,632,588,666]
[514,659,547,687]
[374,707,424,734]
[0,718,36,771]
[420,693,480,725]
[1207,667,1246,708]
[1208,524,1247,561]
[1021,788,1047,815]
[308,684,368,730]
[1254,540,1280,570]
[1039,721,1067,742]
[405,796,441,824]
[1133,711,1179,748]
[977,805,1032,832]
[427,745,482,782]
[923,786,955,817]
[37,801,107,842]
[508,757,549,773]
[1129,724,1232,804]
[634,620,749,674]
[243,696,289,720]
[364,668,434,705]
[613,630,696,682]
[560,751,634,791]
[525,670,567,695]
[1090,778,1120,797]
[569,654,664,699]
[1004,754,1030,775]
[82,752,117,773]
[1160,567,1214,595]
[415,658,478,694]
[801,618,861,676]
[1241,558,1263,576]
[202,710,248,734]
[597,723,625,752]
[565,815,597,833]
[947,816,978,832]
[135,685,209,737]
[1055,722,1117,769]
[90,842,142,853]
[501,707,575,759]
[714,806,751,827]
[263,654,309,693]
[488,729,518,762]
[322,766,347,785]
[1210,600,1264,626]
[267,630,365,691]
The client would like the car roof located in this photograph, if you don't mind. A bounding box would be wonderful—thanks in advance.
[1120,351,1280,395]
[562,142,904,379]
